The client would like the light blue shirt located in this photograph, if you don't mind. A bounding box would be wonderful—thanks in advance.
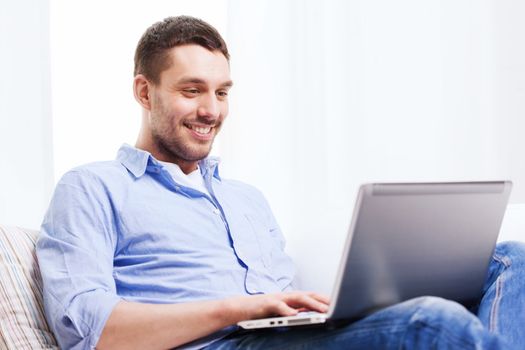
[36,144,295,350]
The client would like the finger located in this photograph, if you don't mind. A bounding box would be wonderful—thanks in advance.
[284,294,329,313]
[274,300,299,317]
[281,291,330,305]
[307,292,331,305]
[289,291,330,306]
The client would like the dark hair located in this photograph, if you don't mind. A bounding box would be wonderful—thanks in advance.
[134,16,229,84]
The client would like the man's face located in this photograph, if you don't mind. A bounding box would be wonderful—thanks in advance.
[147,44,232,166]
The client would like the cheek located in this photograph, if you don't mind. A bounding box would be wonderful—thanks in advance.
[175,99,197,114]
[221,103,229,119]
[160,99,197,125]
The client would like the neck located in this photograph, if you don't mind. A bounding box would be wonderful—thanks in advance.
[137,143,199,175]
[170,160,199,175]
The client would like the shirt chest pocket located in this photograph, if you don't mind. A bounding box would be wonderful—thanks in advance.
[244,214,283,269]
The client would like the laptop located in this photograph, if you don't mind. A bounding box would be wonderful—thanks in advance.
[238,181,512,329]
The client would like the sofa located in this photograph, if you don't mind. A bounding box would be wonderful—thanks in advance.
[0,204,523,349]
[0,225,57,349]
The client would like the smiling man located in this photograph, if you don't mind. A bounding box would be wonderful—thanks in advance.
[37,16,328,350]
[134,44,232,173]
[36,16,525,350]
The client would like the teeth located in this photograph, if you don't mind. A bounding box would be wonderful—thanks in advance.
[189,125,211,134]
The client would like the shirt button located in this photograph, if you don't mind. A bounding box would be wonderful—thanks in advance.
[175,186,181,191]
[213,208,221,215]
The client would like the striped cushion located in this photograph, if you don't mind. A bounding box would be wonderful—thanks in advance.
[0,225,58,349]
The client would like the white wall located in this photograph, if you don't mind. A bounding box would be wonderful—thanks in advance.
[50,0,228,180]
[0,0,54,229]
[224,0,525,293]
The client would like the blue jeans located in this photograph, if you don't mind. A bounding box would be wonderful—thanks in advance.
[206,241,525,349]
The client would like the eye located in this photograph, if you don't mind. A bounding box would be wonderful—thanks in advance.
[217,90,228,98]
[183,88,200,95]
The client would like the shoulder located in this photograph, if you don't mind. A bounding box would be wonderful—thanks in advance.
[58,160,131,186]
[55,160,134,201]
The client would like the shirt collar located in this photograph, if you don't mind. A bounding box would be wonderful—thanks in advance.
[198,157,221,180]
[117,143,221,180]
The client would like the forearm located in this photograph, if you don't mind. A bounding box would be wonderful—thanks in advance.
[97,291,329,350]
[97,299,242,350]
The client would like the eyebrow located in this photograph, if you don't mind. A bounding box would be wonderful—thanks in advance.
[177,77,233,88]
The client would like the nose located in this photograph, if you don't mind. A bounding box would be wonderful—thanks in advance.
[197,94,221,120]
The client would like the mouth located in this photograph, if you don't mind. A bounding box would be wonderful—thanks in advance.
[184,123,215,140]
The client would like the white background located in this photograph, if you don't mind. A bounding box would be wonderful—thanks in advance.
[1,0,525,293]
[0,0,53,229]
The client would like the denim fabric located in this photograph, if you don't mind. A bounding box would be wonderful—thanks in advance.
[206,241,525,350]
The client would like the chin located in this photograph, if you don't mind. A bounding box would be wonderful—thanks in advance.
[182,146,213,162]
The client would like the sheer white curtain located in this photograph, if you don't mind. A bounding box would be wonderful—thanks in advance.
[222,0,525,292]
[0,0,54,228]
[50,0,228,180]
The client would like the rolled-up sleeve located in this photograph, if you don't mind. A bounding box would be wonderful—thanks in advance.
[36,170,122,349]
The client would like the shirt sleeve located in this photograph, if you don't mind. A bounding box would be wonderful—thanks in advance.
[36,169,122,349]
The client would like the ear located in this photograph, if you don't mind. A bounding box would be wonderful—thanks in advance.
[133,74,152,110]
